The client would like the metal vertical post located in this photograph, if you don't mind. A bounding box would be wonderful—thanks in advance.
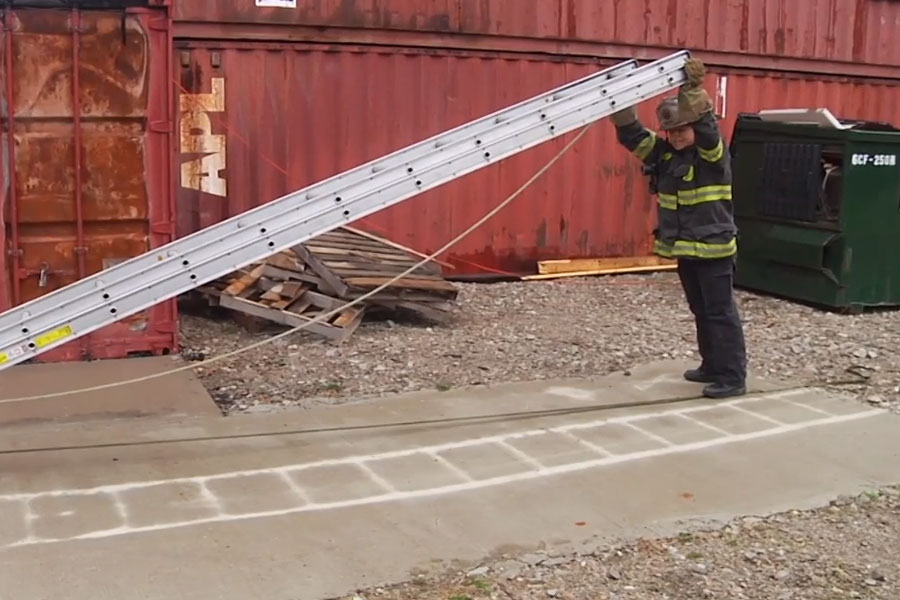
[71,6,88,358]
[2,5,20,306]
[71,7,86,280]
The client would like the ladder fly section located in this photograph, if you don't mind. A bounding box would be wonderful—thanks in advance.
[0,51,690,371]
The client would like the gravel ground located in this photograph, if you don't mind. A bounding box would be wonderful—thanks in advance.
[179,273,900,414]
[332,486,900,600]
[178,274,900,599]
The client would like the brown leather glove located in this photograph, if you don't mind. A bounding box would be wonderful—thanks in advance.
[679,58,712,118]
[678,86,713,119]
[610,106,637,127]
[684,58,706,88]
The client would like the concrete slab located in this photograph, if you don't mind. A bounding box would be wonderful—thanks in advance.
[0,356,220,427]
[1,361,899,600]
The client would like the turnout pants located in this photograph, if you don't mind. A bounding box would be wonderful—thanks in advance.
[677,256,747,386]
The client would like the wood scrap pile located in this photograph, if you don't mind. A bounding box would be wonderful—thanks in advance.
[199,227,458,343]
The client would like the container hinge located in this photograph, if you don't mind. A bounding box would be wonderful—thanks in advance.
[7,248,23,258]
[148,17,169,32]
[66,19,89,34]
[154,320,178,334]
[73,246,88,255]
[151,222,175,235]
[150,120,172,133]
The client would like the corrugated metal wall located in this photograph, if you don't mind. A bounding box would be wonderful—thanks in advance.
[176,46,659,273]
[172,0,900,276]
[173,0,900,69]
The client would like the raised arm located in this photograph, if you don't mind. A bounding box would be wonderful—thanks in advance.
[611,107,664,165]
[691,111,726,164]
[678,58,727,165]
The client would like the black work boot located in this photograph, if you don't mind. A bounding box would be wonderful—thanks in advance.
[683,368,716,383]
[702,381,747,399]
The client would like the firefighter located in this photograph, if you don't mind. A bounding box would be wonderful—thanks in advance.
[610,58,747,399]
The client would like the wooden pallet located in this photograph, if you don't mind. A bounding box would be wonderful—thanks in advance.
[202,268,364,344]
[201,227,458,342]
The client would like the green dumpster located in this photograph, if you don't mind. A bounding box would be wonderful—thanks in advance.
[729,109,900,312]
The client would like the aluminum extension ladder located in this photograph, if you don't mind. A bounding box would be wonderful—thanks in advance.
[0,51,690,371]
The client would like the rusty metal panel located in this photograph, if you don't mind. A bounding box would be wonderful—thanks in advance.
[0,6,177,362]
[175,42,900,277]
[173,0,900,69]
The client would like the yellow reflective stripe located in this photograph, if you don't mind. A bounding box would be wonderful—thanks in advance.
[655,238,737,259]
[672,238,737,258]
[662,152,673,161]
[633,132,658,161]
[658,193,677,210]
[677,184,732,206]
[683,165,695,182]
[698,139,725,162]
[654,240,675,258]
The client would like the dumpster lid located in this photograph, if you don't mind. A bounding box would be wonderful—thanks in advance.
[759,108,854,129]
[755,108,900,132]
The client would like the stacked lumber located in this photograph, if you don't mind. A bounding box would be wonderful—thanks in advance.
[199,227,458,343]
[523,255,677,281]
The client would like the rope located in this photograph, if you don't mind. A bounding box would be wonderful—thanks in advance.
[0,375,875,455]
[0,124,596,405]
[0,384,808,454]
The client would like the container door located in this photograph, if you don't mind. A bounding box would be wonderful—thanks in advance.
[0,5,177,362]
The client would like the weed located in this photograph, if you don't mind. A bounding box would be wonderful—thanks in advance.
[323,380,343,393]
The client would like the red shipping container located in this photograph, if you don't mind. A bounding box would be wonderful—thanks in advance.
[0,4,178,362]
[174,40,900,277]
[175,44,663,275]
[172,0,900,76]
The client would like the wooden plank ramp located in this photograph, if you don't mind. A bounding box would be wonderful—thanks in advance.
[523,255,677,281]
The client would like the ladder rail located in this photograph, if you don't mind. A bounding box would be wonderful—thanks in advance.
[0,60,639,334]
[0,57,672,336]
[0,54,687,366]
[0,56,682,338]
[0,52,689,370]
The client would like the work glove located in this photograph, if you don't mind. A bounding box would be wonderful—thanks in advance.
[684,58,706,88]
[610,106,637,127]
[679,87,713,118]
[679,58,712,117]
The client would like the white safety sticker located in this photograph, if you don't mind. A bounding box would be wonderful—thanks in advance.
[256,0,296,7]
